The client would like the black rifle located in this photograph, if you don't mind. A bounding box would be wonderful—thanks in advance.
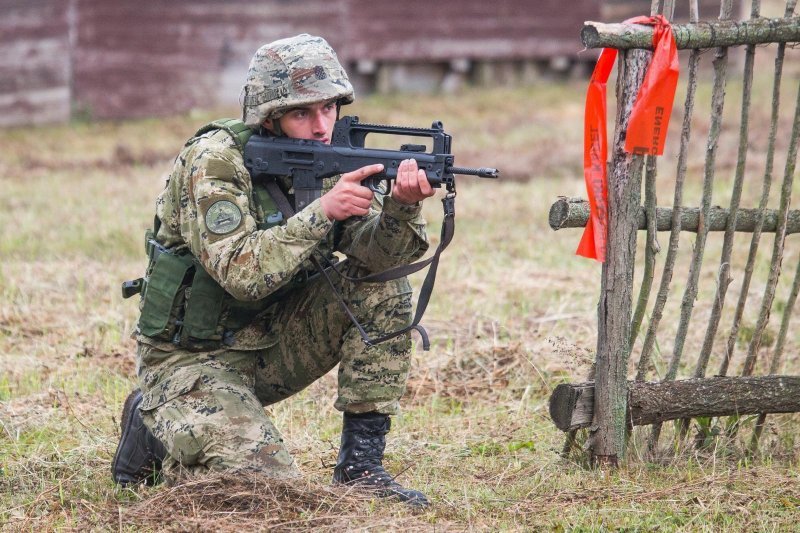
[243,116,499,350]
[244,115,498,210]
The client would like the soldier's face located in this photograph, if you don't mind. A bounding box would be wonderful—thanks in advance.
[269,99,337,144]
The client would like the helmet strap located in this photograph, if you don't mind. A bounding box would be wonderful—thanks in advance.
[270,118,283,137]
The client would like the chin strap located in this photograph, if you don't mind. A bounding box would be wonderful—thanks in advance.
[263,180,456,351]
[270,118,283,137]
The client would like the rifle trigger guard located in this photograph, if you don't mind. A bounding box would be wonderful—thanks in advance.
[364,178,389,195]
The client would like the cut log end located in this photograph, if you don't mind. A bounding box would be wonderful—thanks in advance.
[550,382,595,431]
[580,24,603,50]
[549,197,590,231]
[549,197,570,230]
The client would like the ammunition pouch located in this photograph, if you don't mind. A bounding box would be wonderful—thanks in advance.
[128,236,319,350]
[133,235,221,348]
[137,245,195,342]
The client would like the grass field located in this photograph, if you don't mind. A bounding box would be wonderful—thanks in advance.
[2,52,800,531]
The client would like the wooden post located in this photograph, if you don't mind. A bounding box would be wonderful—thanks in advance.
[590,48,648,467]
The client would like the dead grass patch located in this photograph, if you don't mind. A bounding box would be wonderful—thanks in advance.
[104,473,440,532]
[407,341,539,402]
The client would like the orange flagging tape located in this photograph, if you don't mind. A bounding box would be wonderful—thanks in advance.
[577,15,679,262]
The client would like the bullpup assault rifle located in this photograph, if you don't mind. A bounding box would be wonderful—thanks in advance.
[243,115,499,210]
[243,115,499,351]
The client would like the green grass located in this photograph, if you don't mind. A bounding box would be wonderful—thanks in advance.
[2,65,800,530]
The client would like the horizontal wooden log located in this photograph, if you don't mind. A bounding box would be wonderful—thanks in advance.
[549,375,800,431]
[548,197,800,234]
[582,17,800,50]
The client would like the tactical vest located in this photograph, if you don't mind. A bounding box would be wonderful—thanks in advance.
[128,119,300,350]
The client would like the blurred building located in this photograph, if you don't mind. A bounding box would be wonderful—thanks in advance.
[1,0,724,126]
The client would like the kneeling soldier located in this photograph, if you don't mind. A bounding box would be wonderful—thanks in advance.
[112,34,433,507]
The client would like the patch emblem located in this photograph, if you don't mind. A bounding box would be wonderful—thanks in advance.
[314,65,327,80]
[205,200,243,235]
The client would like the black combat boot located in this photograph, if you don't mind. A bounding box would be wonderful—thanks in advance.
[111,389,167,486]
[332,412,429,508]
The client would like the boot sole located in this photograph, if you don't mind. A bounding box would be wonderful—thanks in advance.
[332,474,430,508]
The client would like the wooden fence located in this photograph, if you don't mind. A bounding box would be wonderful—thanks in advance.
[549,0,800,465]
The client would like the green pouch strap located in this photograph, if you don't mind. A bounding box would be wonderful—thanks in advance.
[138,252,194,338]
[252,182,284,230]
[182,266,226,340]
[193,118,253,153]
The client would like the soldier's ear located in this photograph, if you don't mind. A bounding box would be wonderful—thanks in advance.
[262,118,282,137]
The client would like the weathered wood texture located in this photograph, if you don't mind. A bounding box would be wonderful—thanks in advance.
[647,26,732,450]
[549,197,800,234]
[695,27,759,383]
[582,17,800,50]
[346,0,599,61]
[590,48,649,466]
[1,0,602,124]
[72,0,341,120]
[719,10,795,378]
[0,0,71,127]
[635,39,701,383]
[550,376,800,431]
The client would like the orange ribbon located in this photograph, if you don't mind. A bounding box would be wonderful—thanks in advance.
[577,15,679,262]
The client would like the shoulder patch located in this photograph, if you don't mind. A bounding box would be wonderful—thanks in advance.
[205,200,243,235]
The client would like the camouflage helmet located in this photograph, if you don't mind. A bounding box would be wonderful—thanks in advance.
[242,34,354,130]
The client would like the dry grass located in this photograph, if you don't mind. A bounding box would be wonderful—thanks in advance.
[106,474,442,532]
[2,44,800,530]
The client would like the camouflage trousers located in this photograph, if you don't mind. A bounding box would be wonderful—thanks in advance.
[136,274,413,478]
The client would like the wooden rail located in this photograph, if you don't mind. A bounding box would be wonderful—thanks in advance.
[550,376,800,431]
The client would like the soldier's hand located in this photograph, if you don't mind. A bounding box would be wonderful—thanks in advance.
[391,159,435,205]
[320,164,381,221]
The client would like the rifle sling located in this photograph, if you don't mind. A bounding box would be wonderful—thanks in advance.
[263,179,454,351]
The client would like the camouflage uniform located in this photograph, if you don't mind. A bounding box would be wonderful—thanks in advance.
[136,114,429,477]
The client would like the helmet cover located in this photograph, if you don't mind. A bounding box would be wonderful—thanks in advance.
[242,34,354,130]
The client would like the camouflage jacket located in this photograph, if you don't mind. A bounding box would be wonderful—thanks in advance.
[138,126,429,350]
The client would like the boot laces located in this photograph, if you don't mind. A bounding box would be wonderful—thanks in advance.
[346,435,398,486]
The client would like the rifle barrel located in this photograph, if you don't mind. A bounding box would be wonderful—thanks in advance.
[448,166,499,179]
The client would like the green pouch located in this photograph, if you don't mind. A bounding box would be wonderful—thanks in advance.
[182,266,226,341]
[252,183,284,231]
[139,252,194,339]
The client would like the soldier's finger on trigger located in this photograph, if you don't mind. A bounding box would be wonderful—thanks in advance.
[355,184,374,200]
[362,163,384,179]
